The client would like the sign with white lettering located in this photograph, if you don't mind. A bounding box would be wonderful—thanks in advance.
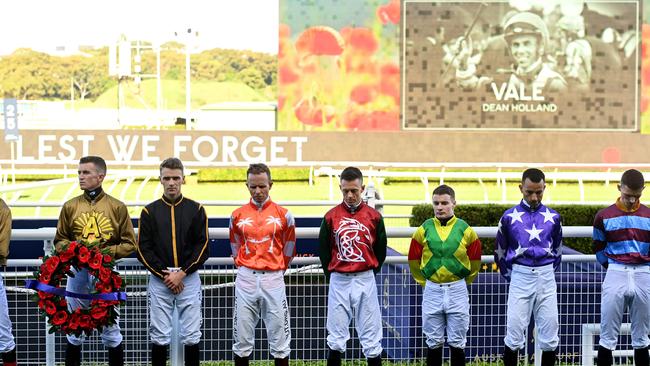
[1,130,649,165]
[3,99,19,141]
[401,1,639,130]
[5,131,308,164]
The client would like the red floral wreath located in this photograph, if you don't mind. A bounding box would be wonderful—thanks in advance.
[28,241,125,336]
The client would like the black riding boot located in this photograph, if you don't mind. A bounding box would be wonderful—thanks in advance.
[634,346,649,366]
[1,347,16,366]
[503,346,519,366]
[450,346,465,366]
[327,349,342,366]
[274,357,289,366]
[426,347,442,366]
[107,343,124,366]
[367,355,382,366]
[541,350,556,366]
[234,355,249,366]
[151,344,167,366]
[65,342,81,366]
[184,343,200,366]
[597,345,613,366]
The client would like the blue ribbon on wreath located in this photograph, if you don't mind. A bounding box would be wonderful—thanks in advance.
[25,280,127,301]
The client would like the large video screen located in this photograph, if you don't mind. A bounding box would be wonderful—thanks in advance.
[402,1,639,130]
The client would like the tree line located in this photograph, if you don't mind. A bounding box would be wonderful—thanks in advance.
[0,44,277,101]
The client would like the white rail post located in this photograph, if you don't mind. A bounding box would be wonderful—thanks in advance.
[170,307,184,365]
[581,324,596,366]
[43,239,55,366]
[365,181,376,209]
[534,327,541,366]
[328,173,334,201]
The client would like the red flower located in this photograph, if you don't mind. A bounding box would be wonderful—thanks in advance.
[279,23,291,39]
[295,26,344,56]
[58,298,67,308]
[59,248,75,263]
[44,300,57,315]
[344,110,400,131]
[380,63,399,76]
[89,253,102,270]
[90,306,108,320]
[95,282,112,293]
[350,84,376,105]
[99,267,111,282]
[293,98,335,126]
[52,311,68,326]
[377,0,400,25]
[44,256,61,273]
[79,315,91,329]
[40,271,52,284]
[58,242,78,262]
[66,242,78,253]
[341,28,378,55]
[379,63,400,104]
[78,246,90,263]
[38,291,54,300]
[279,38,293,60]
[98,299,119,307]
[103,254,113,264]
[68,314,80,330]
[112,274,123,289]
[279,64,300,84]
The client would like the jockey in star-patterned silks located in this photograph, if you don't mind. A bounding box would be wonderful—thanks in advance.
[495,203,562,280]
[494,168,563,366]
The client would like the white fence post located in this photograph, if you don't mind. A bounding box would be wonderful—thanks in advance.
[581,324,596,366]
[170,307,184,365]
[43,239,55,366]
[581,323,633,366]
[365,181,376,209]
[534,328,541,366]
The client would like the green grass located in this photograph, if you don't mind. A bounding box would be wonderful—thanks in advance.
[4,176,620,219]
[70,79,271,110]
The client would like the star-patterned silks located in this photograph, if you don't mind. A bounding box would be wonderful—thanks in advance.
[542,245,554,256]
[507,208,525,224]
[495,244,506,261]
[514,243,527,258]
[494,201,563,280]
[540,208,557,224]
[525,224,543,242]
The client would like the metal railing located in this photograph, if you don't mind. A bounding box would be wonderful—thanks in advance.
[4,226,633,366]
[2,161,648,209]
